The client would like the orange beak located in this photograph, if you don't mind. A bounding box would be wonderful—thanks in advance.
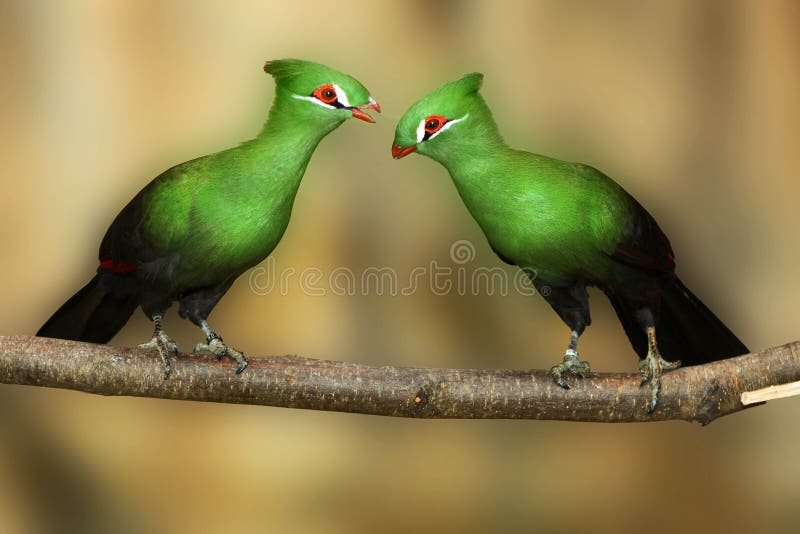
[391,142,417,159]
[351,98,381,123]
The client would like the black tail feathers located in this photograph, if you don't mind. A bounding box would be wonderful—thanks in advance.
[608,275,748,366]
[37,273,139,344]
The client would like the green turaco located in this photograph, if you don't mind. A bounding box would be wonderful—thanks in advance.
[38,59,380,377]
[392,73,747,411]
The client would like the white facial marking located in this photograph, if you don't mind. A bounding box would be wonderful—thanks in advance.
[431,114,468,140]
[292,94,335,109]
[333,84,350,107]
[416,114,469,143]
[416,119,427,144]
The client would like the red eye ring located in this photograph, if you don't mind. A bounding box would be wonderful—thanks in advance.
[424,115,447,134]
[313,84,338,105]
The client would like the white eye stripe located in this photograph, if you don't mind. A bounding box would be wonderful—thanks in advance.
[292,84,352,110]
[416,114,469,143]
[429,115,467,140]
[292,94,336,109]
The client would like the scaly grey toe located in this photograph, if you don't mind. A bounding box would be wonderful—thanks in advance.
[138,333,179,379]
[194,337,248,375]
[638,351,681,412]
[551,350,591,389]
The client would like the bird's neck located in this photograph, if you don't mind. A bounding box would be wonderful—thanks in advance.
[425,111,509,175]
[249,90,345,175]
[431,133,513,187]
[427,128,521,222]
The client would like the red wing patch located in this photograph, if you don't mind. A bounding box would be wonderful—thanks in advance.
[99,254,135,273]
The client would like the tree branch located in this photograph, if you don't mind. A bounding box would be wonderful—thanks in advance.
[1,335,798,424]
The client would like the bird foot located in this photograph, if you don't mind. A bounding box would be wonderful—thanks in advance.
[638,350,681,412]
[193,337,248,375]
[138,333,179,379]
[551,349,591,389]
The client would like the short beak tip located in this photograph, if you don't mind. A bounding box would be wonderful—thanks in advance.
[391,142,416,159]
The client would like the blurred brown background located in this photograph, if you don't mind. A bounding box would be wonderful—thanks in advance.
[1,0,799,532]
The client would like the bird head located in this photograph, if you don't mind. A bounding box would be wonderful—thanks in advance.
[264,59,380,125]
[392,73,492,161]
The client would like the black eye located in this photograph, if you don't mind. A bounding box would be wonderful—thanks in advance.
[423,115,448,138]
[313,84,339,105]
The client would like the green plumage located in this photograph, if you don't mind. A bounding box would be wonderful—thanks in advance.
[114,60,373,290]
[393,73,747,410]
[448,152,636,285]
[39,59,378,375]
[396,74,636,284]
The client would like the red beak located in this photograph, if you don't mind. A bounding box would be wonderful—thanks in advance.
[351,108,375,123]
[391,142,417,159]
[351,98,381,123]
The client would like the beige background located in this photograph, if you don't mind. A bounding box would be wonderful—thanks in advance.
[1,1,799,532]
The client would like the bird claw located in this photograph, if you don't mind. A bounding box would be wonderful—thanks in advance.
[638,351,681,412]
[551,350,591,389]
[193,337,248,375]
[138,333,179,379]
[193,338,223,360]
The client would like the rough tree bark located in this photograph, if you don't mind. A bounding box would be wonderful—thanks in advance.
[1,335,798,424]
